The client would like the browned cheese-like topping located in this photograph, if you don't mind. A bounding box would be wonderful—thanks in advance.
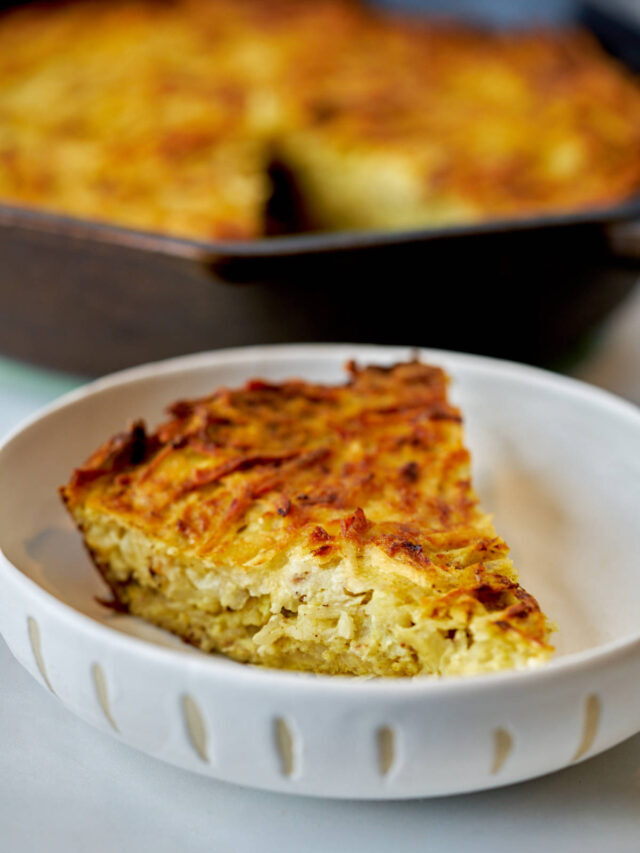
[62,360,550,647]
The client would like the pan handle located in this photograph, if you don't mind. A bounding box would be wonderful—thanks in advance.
[605,220,640,261]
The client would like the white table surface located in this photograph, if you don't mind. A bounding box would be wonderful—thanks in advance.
[1,290,640,853]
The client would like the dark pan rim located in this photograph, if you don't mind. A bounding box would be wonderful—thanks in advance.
[1,196,640,261]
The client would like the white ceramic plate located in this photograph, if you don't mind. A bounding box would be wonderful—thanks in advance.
[0,344,639,800]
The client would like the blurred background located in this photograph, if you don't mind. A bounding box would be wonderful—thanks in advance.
[381,0,635,26]
[0,0,638,398]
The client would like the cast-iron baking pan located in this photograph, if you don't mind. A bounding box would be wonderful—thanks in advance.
[0,0,639,374]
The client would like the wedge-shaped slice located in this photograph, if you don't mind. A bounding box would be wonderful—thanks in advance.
[61,361,553,676]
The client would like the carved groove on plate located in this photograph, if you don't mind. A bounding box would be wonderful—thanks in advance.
[572,694,601,762]
[92,663,119,733]
[377,726,396,777]
[274,717,296,777]
[27,616,55,694]
[182,694,209,763]
[491,727,513,774]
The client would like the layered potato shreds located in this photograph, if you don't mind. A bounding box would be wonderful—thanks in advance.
[1,0,640,239]
[61,361,553,676]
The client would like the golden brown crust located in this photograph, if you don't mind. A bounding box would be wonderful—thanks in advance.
[61,360,552,656]
[286,21,640,222]
[1,0,640,238]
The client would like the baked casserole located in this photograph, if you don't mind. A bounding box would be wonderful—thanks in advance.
[61,360,553,676]
[1,0,640,239]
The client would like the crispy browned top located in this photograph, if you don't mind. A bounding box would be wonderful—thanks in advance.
[289,19,640,219]
[61,361,550,646]
[1,0,639,238]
